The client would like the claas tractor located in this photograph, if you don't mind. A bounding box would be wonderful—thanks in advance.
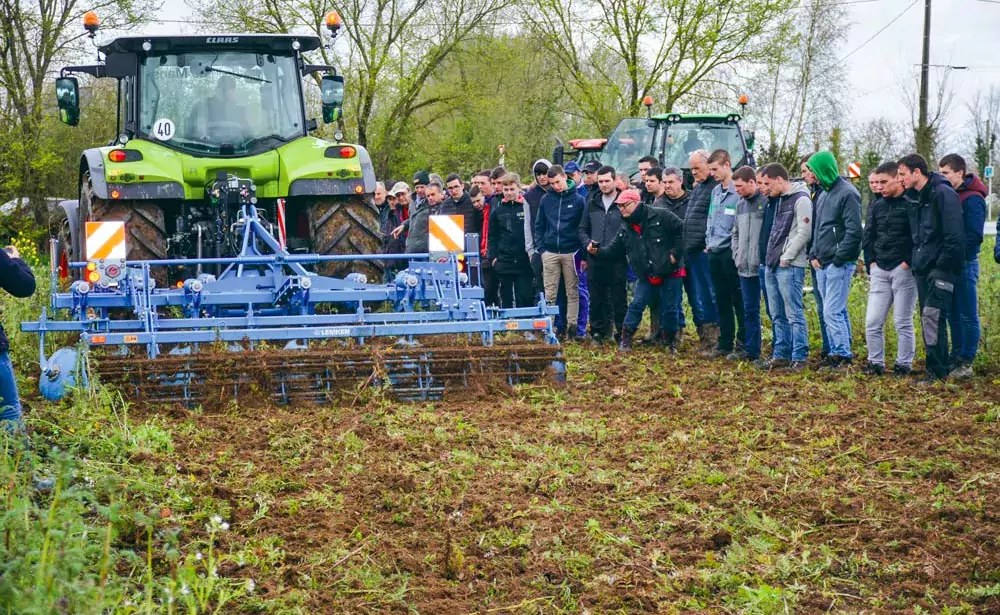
[52,13,381,284]
[22,12,563,406]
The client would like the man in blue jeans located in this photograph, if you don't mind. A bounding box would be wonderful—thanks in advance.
[760,164,813,371]
[807,151,862,370]
[730,166,768,363]
[938,154,986,379]
[800,154,830,358]
[597,189,685,351]
[682,150,720,351]
[0,245,36,433]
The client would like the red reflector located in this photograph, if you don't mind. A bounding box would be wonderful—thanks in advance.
[59,251,69,279]
[108,150,127,162]
[106,265,120,277]
[533,320,548,329]
[339,146,356,158]
[91,335,106,344]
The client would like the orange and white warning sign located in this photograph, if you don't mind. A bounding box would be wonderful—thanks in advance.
[847,161,861,179]
[428,215,464,253]
[85,221,127,261]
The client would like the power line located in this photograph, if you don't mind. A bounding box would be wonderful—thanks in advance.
[839,0,920,62]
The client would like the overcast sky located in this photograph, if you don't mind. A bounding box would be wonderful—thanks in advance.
[151,0,1000,142]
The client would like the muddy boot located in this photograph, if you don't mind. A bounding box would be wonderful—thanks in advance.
[664,329,678,354]
[658,329,678,353]
[675,327,685,347]
[695,324,710,352]
[704,323,720,350]
[619,326,636,351]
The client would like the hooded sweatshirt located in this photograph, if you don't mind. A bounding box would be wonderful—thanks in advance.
[806,151,863,266]
[956,174,987,261]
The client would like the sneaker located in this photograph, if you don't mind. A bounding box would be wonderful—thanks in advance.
[949,364,974,380]
[701,348,727,359]
[862,362,885,376]
[762,357,790,370]
[786,361,808,372]
[891,364,912,377]
[726,350,750,362]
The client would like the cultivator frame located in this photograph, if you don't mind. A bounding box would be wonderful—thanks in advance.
[22,205,563,404]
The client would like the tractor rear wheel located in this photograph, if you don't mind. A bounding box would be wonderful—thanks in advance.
[306,195,384,281]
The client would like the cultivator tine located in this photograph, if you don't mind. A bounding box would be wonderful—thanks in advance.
[89,339,562,407]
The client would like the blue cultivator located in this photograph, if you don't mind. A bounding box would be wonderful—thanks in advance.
[21,205,563,405]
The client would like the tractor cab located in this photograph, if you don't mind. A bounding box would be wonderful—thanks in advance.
[55,34,345,157]
[599,112,755,187]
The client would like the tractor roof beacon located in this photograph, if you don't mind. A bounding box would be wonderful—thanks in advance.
[53,20,383,283]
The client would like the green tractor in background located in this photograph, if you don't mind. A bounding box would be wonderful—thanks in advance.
[590,97,757,188]
[54,12,382,283]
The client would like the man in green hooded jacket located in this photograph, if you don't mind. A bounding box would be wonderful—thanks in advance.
[806,151,863,370]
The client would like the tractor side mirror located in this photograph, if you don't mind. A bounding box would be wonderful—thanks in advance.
[55,77,80,126]
[320,74,344,124]
[745,130,756,150]
[552,138,564,166]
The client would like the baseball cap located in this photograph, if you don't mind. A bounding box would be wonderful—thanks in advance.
[583,160,601,173]
[615,189,641,204]
[564,161,581,173]
[389,181,410,196]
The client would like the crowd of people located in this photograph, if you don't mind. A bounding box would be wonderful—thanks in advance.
[375,149,995,384]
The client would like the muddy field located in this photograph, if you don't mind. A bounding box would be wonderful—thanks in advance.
[129,343,1000,614]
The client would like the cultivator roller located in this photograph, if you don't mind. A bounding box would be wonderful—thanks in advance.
[21,205,564,405]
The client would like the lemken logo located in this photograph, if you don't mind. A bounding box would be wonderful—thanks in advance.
[206,36,239,44]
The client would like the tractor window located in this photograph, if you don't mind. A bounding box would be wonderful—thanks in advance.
[139,52,305,156]
[600,118,656,178]
[662,122,747,169]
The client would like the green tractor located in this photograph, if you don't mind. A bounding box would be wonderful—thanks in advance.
[53,15,382,283]
[595,99,756,187]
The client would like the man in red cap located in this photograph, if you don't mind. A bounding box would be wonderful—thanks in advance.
[595,188,685,351]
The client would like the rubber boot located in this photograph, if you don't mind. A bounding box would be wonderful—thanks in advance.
[619,326,636,351]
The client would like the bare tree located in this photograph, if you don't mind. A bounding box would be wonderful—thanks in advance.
[524,0,794,136]
[966,86,1000,175]
[190,0,517,176]
[0,0,156,216]
[903,68,955,161]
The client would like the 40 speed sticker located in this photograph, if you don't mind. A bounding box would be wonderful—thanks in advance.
[153,118,175,141]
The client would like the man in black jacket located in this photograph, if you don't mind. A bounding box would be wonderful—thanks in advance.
[897,153,964,383]
[683,150,720,351]
[441,173,483,236]
[579,165,626,343]
[599,189,685,351]
[862,162,917,376]
[1,245,36,432]
[487,173,534,308]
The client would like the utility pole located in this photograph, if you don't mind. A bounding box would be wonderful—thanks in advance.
[917,0,932,159]
[989,118,994,220]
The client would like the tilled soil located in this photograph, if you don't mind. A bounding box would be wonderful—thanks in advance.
[144,347,1000,613]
